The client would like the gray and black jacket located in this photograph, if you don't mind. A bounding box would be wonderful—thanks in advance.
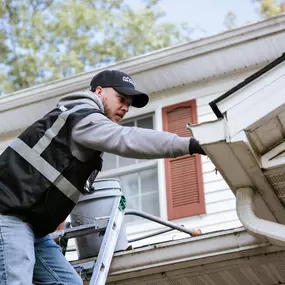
[0,91,191,237]
[0,103,103,237]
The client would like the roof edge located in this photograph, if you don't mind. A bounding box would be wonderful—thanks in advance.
[1,14,285,112]
[71,228,277,282]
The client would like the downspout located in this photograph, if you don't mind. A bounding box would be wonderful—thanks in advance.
[236,187,285,247]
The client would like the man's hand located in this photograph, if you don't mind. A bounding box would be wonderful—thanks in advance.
[189,138,206,155]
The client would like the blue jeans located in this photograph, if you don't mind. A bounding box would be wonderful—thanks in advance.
[0,215,83,285]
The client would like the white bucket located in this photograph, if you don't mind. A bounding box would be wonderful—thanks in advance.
[70,179,128,260]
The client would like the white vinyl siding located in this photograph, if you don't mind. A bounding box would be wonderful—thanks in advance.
[127,78,244,247]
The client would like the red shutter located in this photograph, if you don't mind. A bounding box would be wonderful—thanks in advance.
[162,100,205,220]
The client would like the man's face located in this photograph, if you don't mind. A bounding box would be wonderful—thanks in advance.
[96,87,132,122]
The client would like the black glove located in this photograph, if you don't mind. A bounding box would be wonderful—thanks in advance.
[189,138,206,155]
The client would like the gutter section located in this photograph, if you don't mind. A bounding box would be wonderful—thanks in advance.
[71,228,282,283]
[104,228,278,282]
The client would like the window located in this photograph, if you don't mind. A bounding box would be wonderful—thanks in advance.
[99,114,160,224]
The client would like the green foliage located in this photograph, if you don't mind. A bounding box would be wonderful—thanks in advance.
[254,0,285,18]
[224,11,237,30]
[0,0,192,94]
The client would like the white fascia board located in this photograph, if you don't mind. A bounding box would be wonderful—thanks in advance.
[0,72,94,112]
[106,228,274,282]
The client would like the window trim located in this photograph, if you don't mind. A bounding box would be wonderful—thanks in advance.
[98,160,158,179]
[98,113,160,227]
[121,112,155,126]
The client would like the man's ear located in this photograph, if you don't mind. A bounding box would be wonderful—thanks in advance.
[95,86,103,98]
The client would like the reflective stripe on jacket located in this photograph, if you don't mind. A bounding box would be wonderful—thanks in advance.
[0,103,103,237]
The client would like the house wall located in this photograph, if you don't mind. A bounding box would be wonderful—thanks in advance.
[62,69,262,262]
[65,68,263,262]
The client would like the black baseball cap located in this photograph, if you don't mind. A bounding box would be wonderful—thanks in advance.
[90,70,149,108]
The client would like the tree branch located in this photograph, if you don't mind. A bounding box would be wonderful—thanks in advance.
[4,0,26,89]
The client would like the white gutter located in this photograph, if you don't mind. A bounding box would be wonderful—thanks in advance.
[73,228,275,282]
[236,187,285,247]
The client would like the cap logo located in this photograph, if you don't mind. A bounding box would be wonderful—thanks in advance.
[122,76,134,85]
[59,106,67,112]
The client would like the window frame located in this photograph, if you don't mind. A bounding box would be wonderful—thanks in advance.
[97,112,161,227]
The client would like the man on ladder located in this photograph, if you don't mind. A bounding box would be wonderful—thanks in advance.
[0,70,206,285]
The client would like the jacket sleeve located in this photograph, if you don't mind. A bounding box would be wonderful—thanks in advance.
[71,112,191,159]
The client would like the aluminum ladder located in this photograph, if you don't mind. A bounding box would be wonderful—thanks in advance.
[51,195,201,285]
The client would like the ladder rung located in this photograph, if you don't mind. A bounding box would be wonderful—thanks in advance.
[51,220,108,240]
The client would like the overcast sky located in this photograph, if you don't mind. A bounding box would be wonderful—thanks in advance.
[127,0,262,39]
